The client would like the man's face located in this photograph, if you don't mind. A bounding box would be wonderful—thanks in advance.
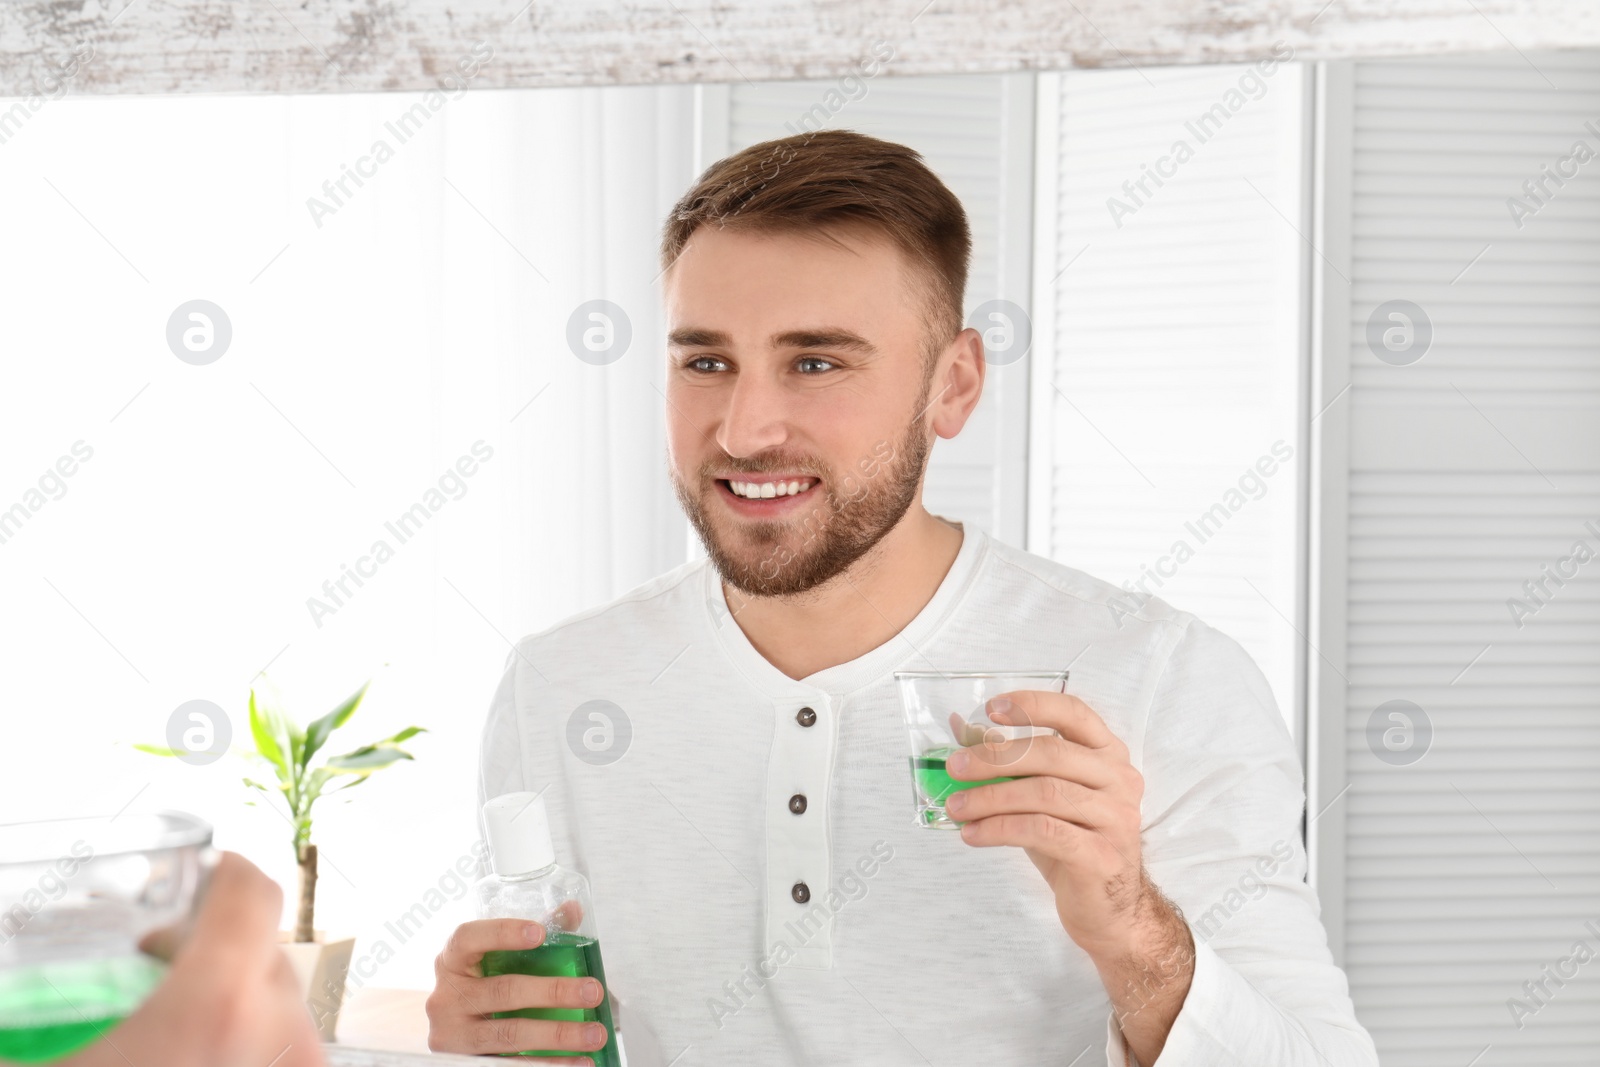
[663,224,941,598]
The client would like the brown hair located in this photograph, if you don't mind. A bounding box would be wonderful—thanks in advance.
[660,129,971,367]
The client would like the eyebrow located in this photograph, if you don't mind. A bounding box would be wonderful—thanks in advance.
[668,327,877,355]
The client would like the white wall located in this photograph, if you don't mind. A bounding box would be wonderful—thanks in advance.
[0,84,695,989]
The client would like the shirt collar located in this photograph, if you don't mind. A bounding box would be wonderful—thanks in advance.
[701,520,989,699]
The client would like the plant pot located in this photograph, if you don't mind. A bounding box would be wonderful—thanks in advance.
[279,932,357,1040]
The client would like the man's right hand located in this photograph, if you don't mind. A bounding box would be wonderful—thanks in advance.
[425,918,611,1061]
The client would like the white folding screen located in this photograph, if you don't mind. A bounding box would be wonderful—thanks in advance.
[1313,51,1600,1066]
[1031,62,1311,734]
[693,73,1035,548]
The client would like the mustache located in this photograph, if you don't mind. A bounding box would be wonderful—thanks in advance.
[701,455,829,479]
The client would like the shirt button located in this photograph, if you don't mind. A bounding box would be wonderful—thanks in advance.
[788,793,807,815]
[796,706,817,727]
[791,881,810,904]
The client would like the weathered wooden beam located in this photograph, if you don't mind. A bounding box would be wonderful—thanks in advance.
[1,0,1595,98]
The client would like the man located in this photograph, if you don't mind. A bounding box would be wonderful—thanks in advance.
[7,853,327,1067]
[427,130,1377,1066]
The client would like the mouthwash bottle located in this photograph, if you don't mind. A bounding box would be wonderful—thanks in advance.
[477,792,621,1066]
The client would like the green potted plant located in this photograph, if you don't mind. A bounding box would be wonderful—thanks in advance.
[140,675,424,1038]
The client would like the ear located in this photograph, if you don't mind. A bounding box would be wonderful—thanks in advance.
[928,327,986,440]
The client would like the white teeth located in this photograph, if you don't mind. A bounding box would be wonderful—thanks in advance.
[728,479,815,499]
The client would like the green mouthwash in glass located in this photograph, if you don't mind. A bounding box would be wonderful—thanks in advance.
[477,792,620,1066]
[0,955,166,1064]
[912,745,1016,826]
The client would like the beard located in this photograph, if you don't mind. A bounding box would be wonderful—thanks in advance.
[672,381,934,599]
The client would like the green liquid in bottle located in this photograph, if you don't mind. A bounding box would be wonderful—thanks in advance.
[481,932,620,1065]
[0,955,166,1064]
[912,745,1016,825]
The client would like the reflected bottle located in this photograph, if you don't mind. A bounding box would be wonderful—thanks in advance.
[476,792,621,1065]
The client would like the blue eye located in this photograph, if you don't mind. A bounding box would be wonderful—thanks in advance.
[687,356,727,373]
[797,357,834,374]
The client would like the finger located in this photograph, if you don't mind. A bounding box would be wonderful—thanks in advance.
[988,690,1124,753]
[178,852,283,974]
[136,922,181,962]
[945,710,984,746]
[948,732,1119,787]
[452,1016,610,1057]
[958,810,1090,852]
[945,774,1113,829]
[438,918,548,975]
[437,972,606,1018]
[269,952,331,1066]
[552,898,585,932]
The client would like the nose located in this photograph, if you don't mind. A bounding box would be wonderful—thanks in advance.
[716,367,789,459]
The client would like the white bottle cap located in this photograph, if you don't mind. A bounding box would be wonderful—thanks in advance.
[482,792,556,876]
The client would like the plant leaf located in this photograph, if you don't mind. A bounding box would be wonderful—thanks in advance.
[300,768,328,811]
[371,725,426,747]
[326,774,373,794]
[249,682,294,786]
[304,765,381,811]
[302,680,371,771]
[288,720,307,781]
[133,743,179,757]
[323,745,415,773]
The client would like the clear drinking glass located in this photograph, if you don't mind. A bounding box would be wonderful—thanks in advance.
[894,670,1069,829]
[0,812,213,1063]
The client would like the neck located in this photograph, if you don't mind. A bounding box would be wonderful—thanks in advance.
[720,505,965,681]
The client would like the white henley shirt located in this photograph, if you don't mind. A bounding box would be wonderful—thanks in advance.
[478,523,1378,1066]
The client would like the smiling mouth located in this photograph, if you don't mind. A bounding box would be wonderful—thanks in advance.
[715,476,820,509]
[721,477,814,499]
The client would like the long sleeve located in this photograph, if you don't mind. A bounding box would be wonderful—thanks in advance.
[478,642,529,806]
[1104,617,1378,1067]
